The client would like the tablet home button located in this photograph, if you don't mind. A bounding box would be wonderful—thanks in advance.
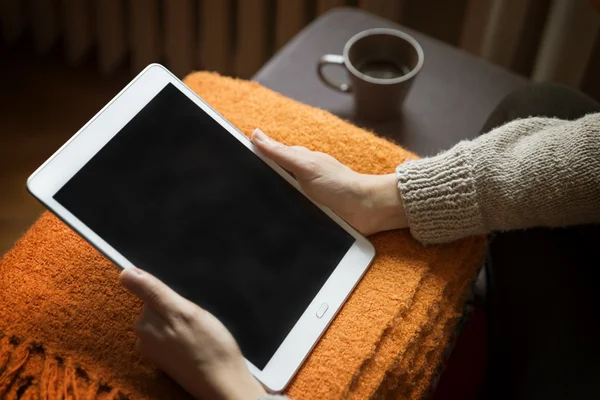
[316,303,329,318]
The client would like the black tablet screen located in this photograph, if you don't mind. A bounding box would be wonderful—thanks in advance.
[54,83,355,369]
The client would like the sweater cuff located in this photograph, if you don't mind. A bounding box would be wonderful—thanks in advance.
[396,142,485,244]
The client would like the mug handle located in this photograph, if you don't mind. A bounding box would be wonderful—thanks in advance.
[317,54,352,93]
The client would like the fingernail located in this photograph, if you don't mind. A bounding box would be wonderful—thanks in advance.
[252,128,268,143]
[128,267,143,276]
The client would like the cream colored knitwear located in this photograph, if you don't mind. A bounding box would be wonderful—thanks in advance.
[397,113,600,244]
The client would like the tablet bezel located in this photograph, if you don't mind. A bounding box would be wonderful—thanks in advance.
[26,64,375,392]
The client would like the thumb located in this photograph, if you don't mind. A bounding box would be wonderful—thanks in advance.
[251,128,317,179]
[120,268,184,319]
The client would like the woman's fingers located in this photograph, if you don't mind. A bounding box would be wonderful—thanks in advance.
[251,128,318,179]
[139,304,164,325]
[135,305,169,357]
[120,268,187,320]
[136,305,163,336]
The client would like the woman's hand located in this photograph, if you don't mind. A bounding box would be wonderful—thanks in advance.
[120,268,266,400]
[251,129,408,235]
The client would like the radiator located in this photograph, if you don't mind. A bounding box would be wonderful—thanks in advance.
[1,0,599,89]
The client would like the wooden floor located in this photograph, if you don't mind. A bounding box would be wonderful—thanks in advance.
[0,44,129,256]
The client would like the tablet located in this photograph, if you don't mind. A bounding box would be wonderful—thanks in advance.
[27,64,375,392]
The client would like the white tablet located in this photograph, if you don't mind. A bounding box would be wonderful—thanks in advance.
[27,64,375,392]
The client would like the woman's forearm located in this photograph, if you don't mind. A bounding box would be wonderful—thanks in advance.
[396,113,600,244]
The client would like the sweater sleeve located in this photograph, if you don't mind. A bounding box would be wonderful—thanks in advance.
[396,113,600,244]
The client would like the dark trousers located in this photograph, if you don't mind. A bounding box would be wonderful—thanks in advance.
[480,84,600,399]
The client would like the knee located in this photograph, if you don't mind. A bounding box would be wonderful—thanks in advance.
[500,82,587,109]
[482,82,600,133]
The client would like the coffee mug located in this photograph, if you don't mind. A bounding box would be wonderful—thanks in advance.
[317,28,424,121]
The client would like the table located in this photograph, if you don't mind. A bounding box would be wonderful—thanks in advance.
[253,7,528,157]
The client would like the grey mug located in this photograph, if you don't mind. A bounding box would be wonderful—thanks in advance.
[317,28,424,121]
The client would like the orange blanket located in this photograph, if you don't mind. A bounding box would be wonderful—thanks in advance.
[0,72,484,399]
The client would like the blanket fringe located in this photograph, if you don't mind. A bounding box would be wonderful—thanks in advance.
[0,331,130,399]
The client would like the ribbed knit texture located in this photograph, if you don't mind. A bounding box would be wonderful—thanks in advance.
[397,114,600,244]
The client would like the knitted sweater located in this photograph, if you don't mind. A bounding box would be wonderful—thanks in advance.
[396,113,600,244]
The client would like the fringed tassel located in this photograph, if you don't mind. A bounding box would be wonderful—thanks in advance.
[40,355,60,399]
[62,358,78,400]
[0,335,13,373]
[0,332,130,399]
[0,337,31,395]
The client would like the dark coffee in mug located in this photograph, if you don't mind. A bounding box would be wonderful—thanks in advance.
[357,60,411,80]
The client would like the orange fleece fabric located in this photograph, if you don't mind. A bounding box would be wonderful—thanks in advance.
[0,72,484,399]
[348,237,483,400]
